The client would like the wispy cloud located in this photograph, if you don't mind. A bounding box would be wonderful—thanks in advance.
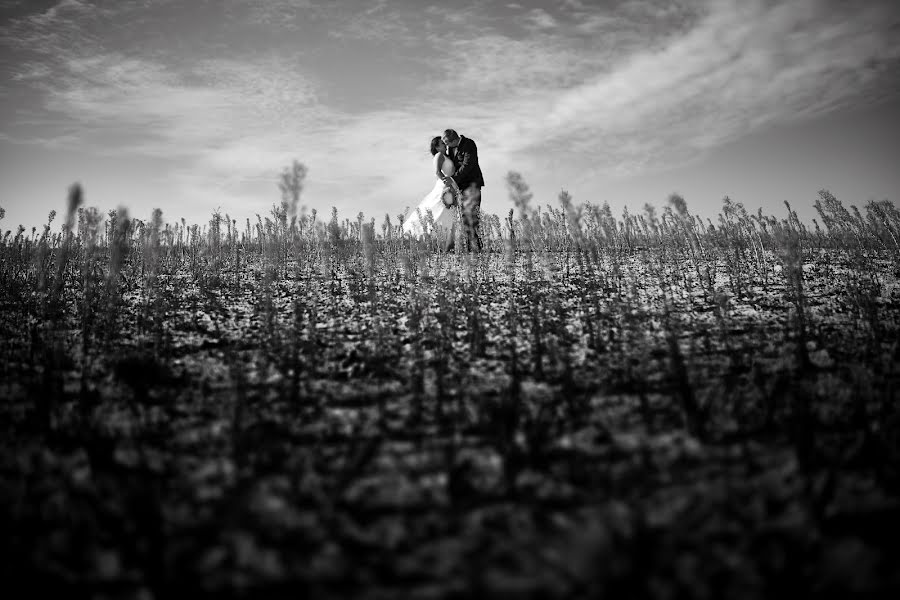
[12,0,93,27]
[41,51,345,207]
[0,0,98,55]
[327,1,422,44]
[228,0,319,28]
[510,0,900,178]
[1,0,899,224]
[520,8,558,32]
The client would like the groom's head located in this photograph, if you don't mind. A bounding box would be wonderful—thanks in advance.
[442,129,460,148]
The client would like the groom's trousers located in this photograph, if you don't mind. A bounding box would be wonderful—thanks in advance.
[460,185,483,252]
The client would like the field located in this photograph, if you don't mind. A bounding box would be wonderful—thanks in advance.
[2,177,900,598]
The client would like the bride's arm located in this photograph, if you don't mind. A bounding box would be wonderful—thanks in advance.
[436,153,456,192]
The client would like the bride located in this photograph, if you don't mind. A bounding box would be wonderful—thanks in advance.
[402,136,460,238]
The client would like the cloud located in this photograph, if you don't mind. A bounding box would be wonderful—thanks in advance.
[20,0,92,26]
[509,0,900,177]
[9,61,52,81]
[2,0,899,225]
[229,0,318,28]
[440,34,593,95]
[0,0,98,54]
[0,129,80,148]
[13,44,452,215]
[326,1,421,44]
[521,8,558,32]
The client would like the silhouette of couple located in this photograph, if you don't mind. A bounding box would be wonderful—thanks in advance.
[402,129,484,252]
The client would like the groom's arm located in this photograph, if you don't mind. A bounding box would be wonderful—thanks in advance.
[452,140,478,187]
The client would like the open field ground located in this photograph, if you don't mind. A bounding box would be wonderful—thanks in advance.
[2,188,900,598]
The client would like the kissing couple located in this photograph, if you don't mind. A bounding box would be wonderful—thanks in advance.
[402,129,485,252]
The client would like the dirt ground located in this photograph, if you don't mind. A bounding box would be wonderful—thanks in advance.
[2,248,899,598]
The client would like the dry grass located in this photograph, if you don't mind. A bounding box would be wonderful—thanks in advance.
[1,173,899,598]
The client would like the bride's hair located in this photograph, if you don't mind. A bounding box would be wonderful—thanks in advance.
[430,136,442,156]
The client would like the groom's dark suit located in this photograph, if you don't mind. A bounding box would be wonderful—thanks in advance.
[449,135,484,251]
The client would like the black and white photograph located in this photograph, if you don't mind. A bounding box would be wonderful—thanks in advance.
[2,0,900,597]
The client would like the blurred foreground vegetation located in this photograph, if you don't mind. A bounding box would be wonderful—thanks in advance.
[1,170,899,598]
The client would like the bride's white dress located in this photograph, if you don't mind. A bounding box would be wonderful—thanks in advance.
[402,154,458,237]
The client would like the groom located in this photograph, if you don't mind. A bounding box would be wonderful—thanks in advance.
[441,129,484,252]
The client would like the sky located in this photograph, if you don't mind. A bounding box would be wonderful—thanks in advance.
[1,0,900,231]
